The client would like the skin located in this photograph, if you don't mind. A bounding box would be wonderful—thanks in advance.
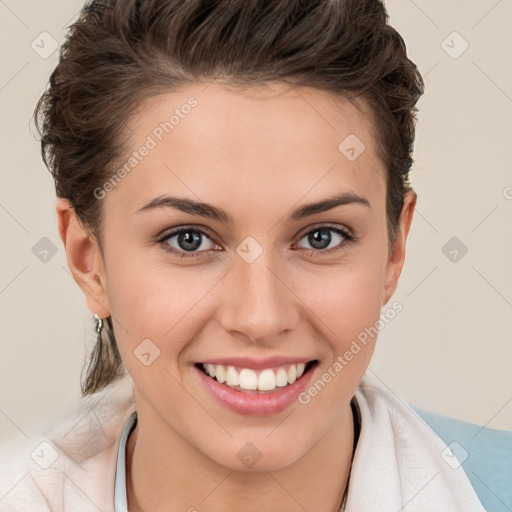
[56,81,416,511]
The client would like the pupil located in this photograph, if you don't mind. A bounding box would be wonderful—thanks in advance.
[309,228,331,249]
[179,231,201,251]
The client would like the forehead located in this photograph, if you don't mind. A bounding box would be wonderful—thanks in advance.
[109,81,386,214]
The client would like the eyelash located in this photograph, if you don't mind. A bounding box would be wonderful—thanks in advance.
[156,224,356,260]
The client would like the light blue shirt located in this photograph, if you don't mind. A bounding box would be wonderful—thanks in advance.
[114,411,137,512]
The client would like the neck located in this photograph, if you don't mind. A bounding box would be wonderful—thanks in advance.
[125,401,354,512]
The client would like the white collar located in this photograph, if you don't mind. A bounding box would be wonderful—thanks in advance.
[345,371,485,511]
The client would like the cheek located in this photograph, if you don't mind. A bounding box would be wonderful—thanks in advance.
[295,263,385,420]
[104,250,220,361]
[296,253,387,343]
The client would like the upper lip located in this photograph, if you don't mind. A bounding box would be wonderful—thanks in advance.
[197,356,316,370]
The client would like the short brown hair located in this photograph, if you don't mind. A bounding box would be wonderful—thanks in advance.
[33,0,424,396]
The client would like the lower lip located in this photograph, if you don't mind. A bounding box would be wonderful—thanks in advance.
[194,364,317,416]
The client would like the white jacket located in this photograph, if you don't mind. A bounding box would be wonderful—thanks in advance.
[0,372,486,511]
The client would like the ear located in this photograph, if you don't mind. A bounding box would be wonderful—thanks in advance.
[56,198,111,318]
[382,189,417,306]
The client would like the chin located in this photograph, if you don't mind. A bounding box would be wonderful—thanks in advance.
[205,437,310,473]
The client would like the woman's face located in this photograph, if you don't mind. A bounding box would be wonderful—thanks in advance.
[62,81,415,471]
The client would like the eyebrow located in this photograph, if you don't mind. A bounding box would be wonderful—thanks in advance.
[135,192,371,223]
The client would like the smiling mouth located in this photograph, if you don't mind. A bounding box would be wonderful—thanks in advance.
[195,360,318,393]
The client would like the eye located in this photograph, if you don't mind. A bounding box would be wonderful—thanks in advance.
[157,224,355,260]
[295,225,354,255]
[158,227,220,258]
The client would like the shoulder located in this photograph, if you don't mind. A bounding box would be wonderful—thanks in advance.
[411,405,512,512]
[0,376,136,511]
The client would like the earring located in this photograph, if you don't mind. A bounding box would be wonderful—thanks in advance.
[93,314,104,335]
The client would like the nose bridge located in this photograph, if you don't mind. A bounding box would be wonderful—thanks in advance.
[220,246,297,343]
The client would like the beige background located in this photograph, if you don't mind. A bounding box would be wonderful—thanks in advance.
[1,0,511,447]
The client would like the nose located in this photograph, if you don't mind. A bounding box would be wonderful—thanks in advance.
[218,250,300,344]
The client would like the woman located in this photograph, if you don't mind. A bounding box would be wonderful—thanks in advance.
[0,0,510,511]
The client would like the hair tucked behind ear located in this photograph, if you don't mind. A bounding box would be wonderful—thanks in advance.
[80,316,126,396]
[34,0,424,396]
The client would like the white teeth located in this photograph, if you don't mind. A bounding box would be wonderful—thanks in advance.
[225,366,239,386]
[275,368,288,387]
[206,364,216,377]
[201,362,312,391]
[287,365,297,384]
[258,369,276,391]
[239,369,258,390]
[215,365,226,383]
